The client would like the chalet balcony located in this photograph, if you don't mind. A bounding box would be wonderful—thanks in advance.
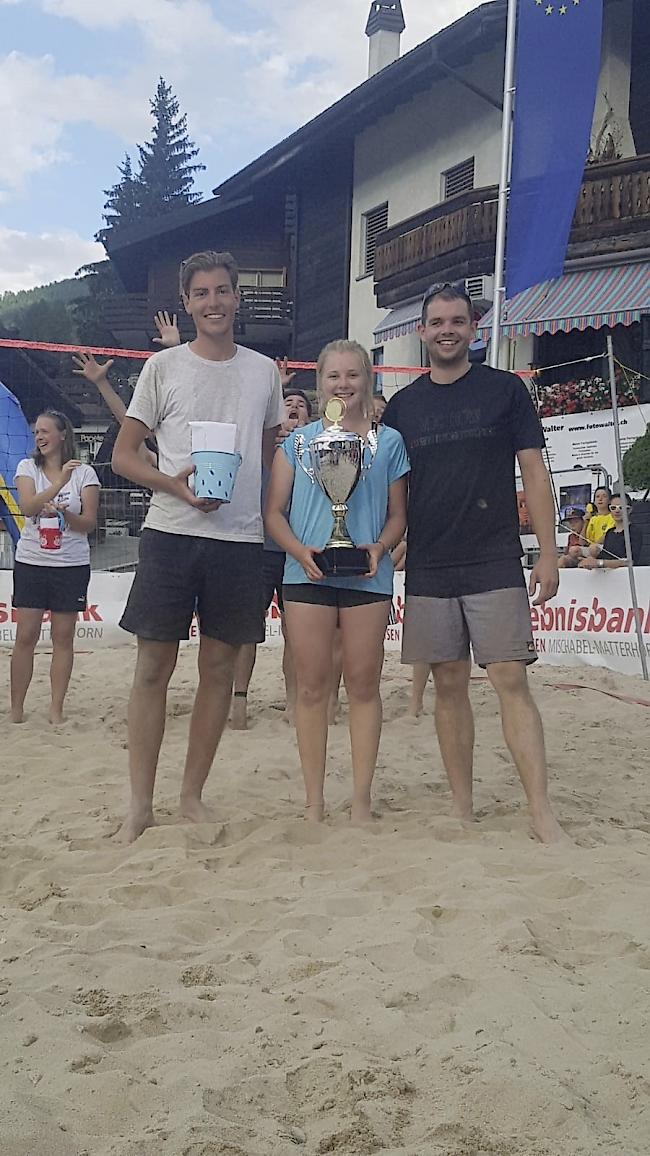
[374,153,650,308]
[101,285,294,351]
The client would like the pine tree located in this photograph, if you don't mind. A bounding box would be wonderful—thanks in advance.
[97,153,141,242]
[136,78,205,216]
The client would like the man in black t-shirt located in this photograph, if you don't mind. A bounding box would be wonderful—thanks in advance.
[383,283,563,844]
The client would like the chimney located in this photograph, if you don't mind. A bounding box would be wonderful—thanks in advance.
[365,2,405,78]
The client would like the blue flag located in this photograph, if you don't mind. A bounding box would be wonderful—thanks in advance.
[506,0,604,299]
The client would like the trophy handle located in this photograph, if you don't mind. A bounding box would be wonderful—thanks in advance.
[294,433,315,483]
[362,424,380,475]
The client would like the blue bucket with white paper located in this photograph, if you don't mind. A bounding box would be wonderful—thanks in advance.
[191,450,242,502]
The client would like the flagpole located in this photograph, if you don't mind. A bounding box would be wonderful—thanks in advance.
[605,335,648,681]
[489,0,518,369]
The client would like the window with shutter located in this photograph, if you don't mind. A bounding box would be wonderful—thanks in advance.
[443,158,475,199]
[362,202,389,276]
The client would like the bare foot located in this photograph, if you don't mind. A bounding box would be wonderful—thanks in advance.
[114,807,155,844]
[350,800,376,825]
[407,700,423,718]
[450,799,474,822]
[230,694,248,730]
[179,796,214,824]
[11,708,25,724]
[304,803,325,823]
[49,708,65,725]
[530,807,570,845]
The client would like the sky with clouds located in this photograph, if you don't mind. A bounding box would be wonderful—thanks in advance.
[1,0,481,293]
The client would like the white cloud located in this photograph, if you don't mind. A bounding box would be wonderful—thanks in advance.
[0,51,152,194]
[0,227,104,293]
[1,1,483,194]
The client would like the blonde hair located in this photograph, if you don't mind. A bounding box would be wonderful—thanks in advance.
[316,339,374,419]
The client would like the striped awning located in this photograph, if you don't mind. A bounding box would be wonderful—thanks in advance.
[374,298,422,342]
[477,263,650,338]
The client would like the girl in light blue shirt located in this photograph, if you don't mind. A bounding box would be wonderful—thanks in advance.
[265,340,409,824]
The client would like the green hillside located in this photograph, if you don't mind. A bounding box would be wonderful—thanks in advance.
[0,277,89,326]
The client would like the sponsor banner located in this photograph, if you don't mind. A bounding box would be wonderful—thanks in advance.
[0,571,134,649]
[540,404,650,478]
[1,568,648,678]
[531,568,650,677]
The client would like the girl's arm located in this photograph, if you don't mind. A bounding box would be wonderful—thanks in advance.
[264,450,324,581]
[360,475,408,578]
[58,484,100,535]
[15,462,82,517]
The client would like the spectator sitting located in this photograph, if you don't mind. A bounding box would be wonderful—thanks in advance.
[557,505,586,569]
[579,493,643,569]
[584,486,615,545]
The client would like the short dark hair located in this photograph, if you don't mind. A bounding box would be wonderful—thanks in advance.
[283,388,312,417]
[180,250,239,297]
[421,281,473,325]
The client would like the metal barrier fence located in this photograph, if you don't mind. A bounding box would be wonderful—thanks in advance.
[0,488,149,572]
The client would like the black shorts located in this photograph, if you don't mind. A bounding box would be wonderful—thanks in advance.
[12,561,90,614]
[120,528,265,645]
[262,550,286,613]
[282,583,391,609]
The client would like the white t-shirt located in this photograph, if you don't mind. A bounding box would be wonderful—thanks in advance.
[14,460,100,567]
[125,343,284,541]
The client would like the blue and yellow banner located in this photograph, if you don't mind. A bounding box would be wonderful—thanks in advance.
[0,381,34,547]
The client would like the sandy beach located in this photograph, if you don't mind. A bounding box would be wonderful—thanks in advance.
[1,645,649,1155]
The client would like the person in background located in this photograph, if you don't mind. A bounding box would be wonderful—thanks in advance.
[584,486,614,545]
[11,410,100,724]
[72,352,157,467]
[557,506,586,569]
[231,387,313,729]
[580,493,643,569]
[382,282,564,844]
[265,339,409,823]
[373,394,388,423]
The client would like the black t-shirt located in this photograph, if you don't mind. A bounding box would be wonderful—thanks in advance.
[601,525,643,563]
[382,364,545,575]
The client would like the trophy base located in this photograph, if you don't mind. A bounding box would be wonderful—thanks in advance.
[319,546,369,577]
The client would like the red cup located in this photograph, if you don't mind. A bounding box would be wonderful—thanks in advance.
[39,516,62,551]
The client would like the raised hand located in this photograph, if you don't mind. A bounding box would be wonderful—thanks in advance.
[72,351,114,384]
[152,311,181,348]
[276,356,296,388]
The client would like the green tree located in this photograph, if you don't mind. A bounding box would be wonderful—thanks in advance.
[623,431,650,492]
[18,299,75,344]
[137,78,204,216]
[97,153,141,242]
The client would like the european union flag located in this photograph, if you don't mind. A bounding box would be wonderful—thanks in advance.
[506,0,604,299]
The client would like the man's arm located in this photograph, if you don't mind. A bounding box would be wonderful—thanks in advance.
[517,448,559,606]
[262,425,281,471]
[112,417,220,512]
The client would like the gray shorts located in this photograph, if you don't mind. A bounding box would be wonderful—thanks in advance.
[402,587,537,668]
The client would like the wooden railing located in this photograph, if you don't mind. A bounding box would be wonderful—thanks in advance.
[374,154,650,283]
[102,285,293,340]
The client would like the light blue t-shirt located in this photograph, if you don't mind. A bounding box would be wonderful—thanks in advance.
[281,420,410,594]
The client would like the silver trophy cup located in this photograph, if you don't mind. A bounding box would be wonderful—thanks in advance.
[297,398,372,576]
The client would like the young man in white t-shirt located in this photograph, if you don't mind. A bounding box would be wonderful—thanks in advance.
[112,250,284,841]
